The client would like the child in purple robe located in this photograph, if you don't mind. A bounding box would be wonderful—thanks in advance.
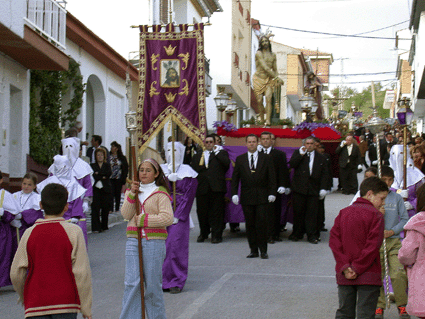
[13,172,43,238]
[161,141,198,293]
[0,170,20,287]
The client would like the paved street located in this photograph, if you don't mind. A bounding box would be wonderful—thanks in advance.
[0,185,415,318]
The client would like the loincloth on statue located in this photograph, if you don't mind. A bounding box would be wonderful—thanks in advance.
[253,74,274,96]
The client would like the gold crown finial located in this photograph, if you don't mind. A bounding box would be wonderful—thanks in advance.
[164,44,177,56]
[164,92,177,103]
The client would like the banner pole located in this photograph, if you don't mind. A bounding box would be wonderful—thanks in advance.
[171,121,177,211]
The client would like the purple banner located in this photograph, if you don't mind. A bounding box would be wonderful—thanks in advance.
[137,24,207,153]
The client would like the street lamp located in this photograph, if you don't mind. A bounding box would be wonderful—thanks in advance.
[300,92,315,122]
[397,97,414,190]
[214,86,229,121]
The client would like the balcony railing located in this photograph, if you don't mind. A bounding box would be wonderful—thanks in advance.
[25,0,67,50]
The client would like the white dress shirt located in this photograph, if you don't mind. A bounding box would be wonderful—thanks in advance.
[263,147,272,155]
[204,150,213,168]
[247,151,259,170]
[307,151,314,175]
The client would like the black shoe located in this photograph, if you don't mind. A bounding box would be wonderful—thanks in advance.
[260,253,269,259]
[308,238,319,244]
[246,252,259,258]
[288,234,302,241]
[211,238,222,244]
[273,237,283,242]
[320,228,328,232]
[169,287,181,294]
[197,235,206,243]
[268,238,275,244]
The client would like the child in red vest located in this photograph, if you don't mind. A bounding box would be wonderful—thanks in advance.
[329,176,387,318]
[10,183,92,319]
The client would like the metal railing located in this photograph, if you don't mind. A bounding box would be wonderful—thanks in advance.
[25,0,67,50]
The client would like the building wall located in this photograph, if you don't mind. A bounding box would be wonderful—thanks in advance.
[231,0,250,108]
[64,40,129,156]
[0,0,25,38]
[310,58,330,84]
[0,54,30,178]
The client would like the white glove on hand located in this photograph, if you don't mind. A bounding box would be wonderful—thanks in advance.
[404,201,414,211]
[340,141,346,147]
[299,146,306,155]
[358,164,362,170]
[268,195,276,203]
[319,189,327,200]
[277,187,285,194]
[173,217,179,224]
[372,160,378,165]
[15,213,22,220]
[285,188,291,195]
[257,145,264,152]
[232,195,239,205]
[70,218,79,224]
[168,173,178,182]
[82,201,89,213]
[0,208,3,217]
[213,145,223,154]
[10,219,22,228]
[399,190,408,199]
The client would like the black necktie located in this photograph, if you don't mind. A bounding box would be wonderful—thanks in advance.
[307,152,311,157]
[250,154,254,170]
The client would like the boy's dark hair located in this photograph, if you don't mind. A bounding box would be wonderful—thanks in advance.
[245,133,258,142]
[381,165,394,179]
[41,184,68,215]
[365,166,377,176]
[0,170,2,180]
[359,176,388,197]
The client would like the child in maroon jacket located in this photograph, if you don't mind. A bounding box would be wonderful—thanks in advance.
[330,176,388,318]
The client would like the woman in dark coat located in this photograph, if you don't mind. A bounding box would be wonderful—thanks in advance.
[110,141,128,212]
[91,148,112,232]
[183,137,197,165]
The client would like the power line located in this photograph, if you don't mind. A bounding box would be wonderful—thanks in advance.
[353,20,408,36]
[260,24,411,40]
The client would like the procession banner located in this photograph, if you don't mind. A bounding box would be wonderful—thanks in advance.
[137,23,207,153]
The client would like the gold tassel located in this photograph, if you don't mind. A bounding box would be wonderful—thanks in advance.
[199,152,205,166]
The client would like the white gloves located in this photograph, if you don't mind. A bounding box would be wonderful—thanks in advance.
[173,217,179,224]
[319,189,327,200]
[357,164,362,170]
[70,218,79,224]
[0,208,3,217]
[372,160,378,165]
[268,195,276,203]
[10,219,22,228]
[15,213,22,220]
[399,189,408,199]
[232,195,239,205]
[277,187,285,194]
[340,141,346,147]
[299,146,306,155]
[82,201,89,213]
[168,173,178,182]
[404,201,414,210]
[257,145,264,152]
[285,188,291,195]
[213,145,223,154]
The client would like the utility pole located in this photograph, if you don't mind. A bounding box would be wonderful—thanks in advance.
[334,57,349,110]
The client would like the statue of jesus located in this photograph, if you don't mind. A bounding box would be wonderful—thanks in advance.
[252,36,283,125]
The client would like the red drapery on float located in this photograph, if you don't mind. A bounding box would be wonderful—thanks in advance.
[216,127,341,141]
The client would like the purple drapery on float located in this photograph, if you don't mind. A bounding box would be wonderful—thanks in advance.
[137,23,207,153]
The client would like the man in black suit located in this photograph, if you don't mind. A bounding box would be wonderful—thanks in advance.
[231,134,276,259]
[289,136,328,244]
[259,131,290,244]
[191,135,230,244]
[86,135,110,164]
[335,136,362,195]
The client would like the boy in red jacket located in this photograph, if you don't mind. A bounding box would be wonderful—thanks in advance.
[329,176,387,318]
[10,183,92,319]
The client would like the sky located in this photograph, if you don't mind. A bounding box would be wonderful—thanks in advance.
[66,0,411,124]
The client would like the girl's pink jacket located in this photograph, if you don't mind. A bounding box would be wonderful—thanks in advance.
[398,211,425,317]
